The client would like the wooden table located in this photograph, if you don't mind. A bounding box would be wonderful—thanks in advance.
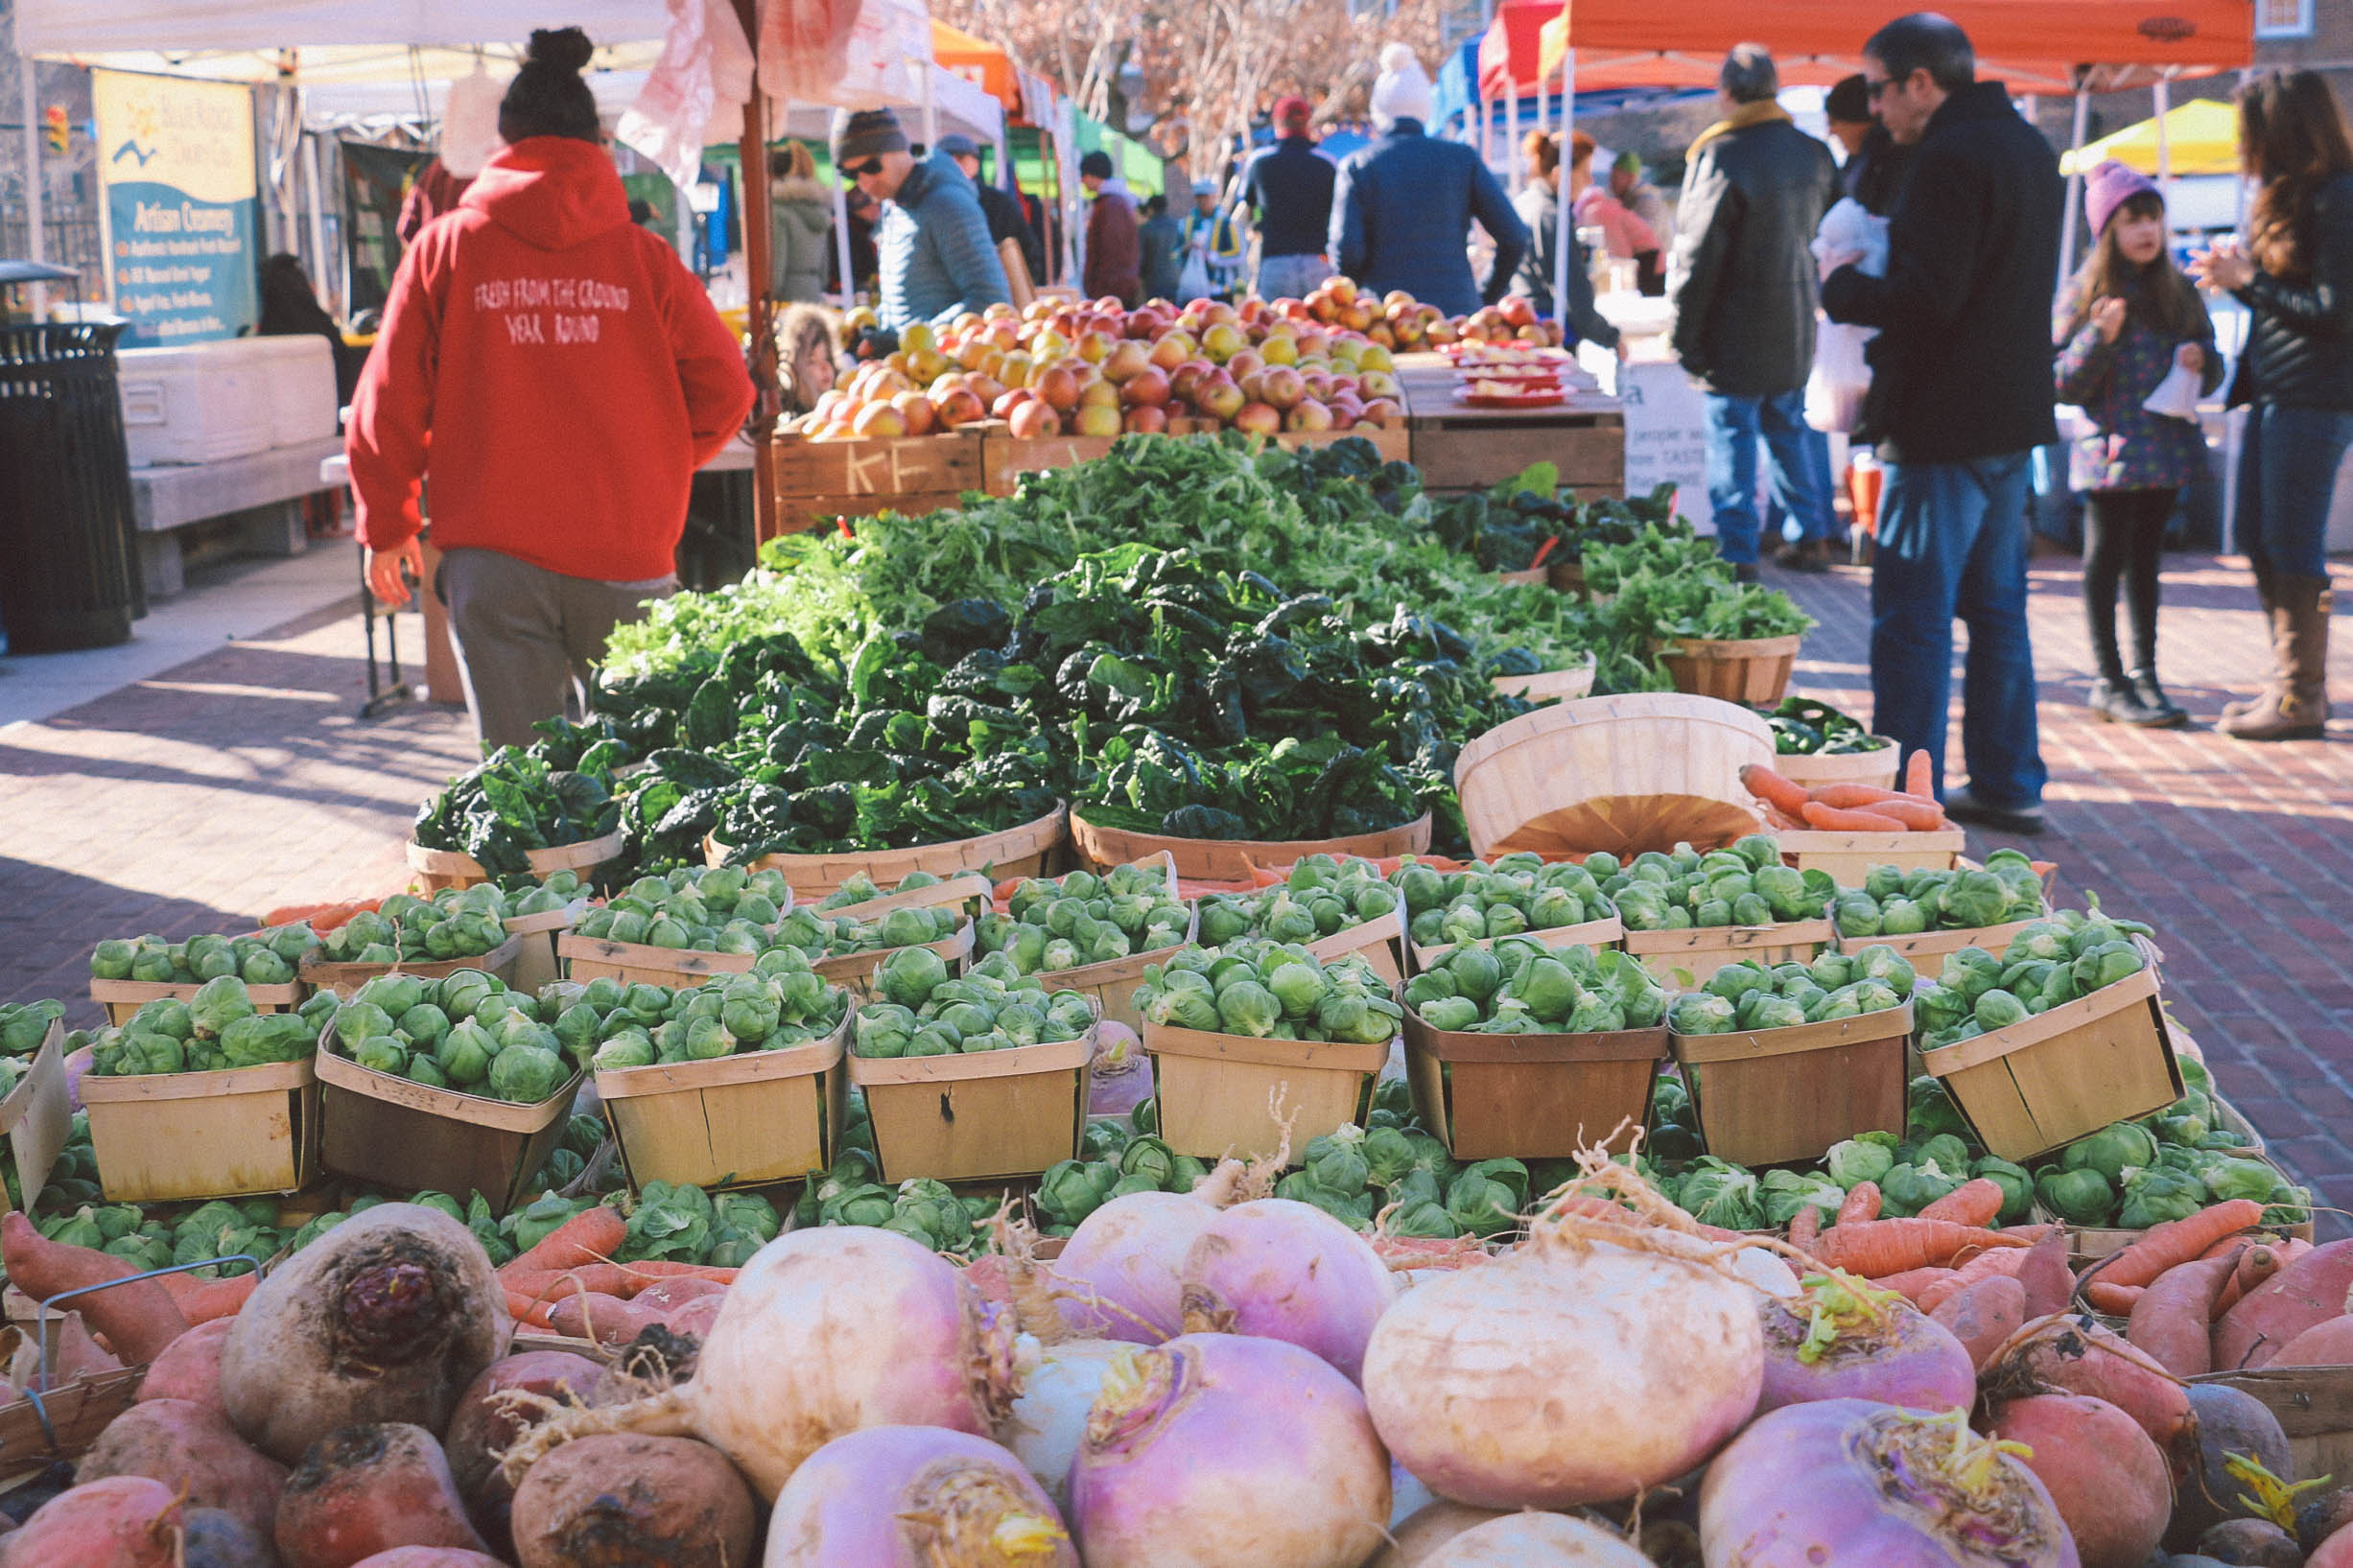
[1393,352,1626,495]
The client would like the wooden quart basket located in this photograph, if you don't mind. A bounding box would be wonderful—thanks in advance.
[1922,965,2180,1162]
[1403,1005,1664,1160]
[404,829,625,894]
[1863,916,2043,981]
[80,1056,319,1203]
[90,977,306,1029]
[847,1029,1094,1183]
[1672,1001,1913,1167]
[1067,810,1431,884]
[596,1018,849,1191]
[1776,830,1965,890]
[1407,911,1625,975]
[1141,1021,1389,1162]
[0,1022,71,1215]
[1774,741,1901,791]
[1654,633,1801,706]
[299,934,526,996]
[1624,918,1836,990]
[1491,657,1597,704]
[315,1026,579,1214]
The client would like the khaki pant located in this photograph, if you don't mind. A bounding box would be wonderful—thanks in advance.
[435,548,676,750]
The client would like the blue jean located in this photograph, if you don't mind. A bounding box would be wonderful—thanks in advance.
[1256,252,1333,301]
[1703,388,1835,564]
[2234,402,2353,577]
[1871,452,2048,809]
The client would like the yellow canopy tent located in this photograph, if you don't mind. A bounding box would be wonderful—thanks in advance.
[2060,98,2242,176]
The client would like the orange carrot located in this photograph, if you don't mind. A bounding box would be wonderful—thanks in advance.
[1836,1182,1882,1227]
[1875,1266,1961,1303]
[504,1260,740,1302]
[1903,750,1933,799]
[498,1205,628,1279]
[1740,763,1813,818]
[1790,1205,1824,1252]
[2082,1280,2146,1314]
[2094,1200,2266,1290]
[1808,1218,2030,1278]
[1918,1178,2006,1228]
[1810,783,1909,809]
[504,1289,557,1331]
[1869,798,1952,832]
[1550,1195,1745,1243]
[1917,1244,2033,1314]
[1800,800,1910,833]
[2212,1244,2284,1320]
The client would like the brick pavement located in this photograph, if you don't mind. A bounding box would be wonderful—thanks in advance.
[0,550,2345,1234]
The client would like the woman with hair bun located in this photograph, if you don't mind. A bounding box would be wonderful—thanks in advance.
[347,26,755,747]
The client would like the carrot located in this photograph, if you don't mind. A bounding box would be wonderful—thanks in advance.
[1810,783,1908,809]
[1873,1266,1960,1304]
[2211,1244,2282,1320]
[1807,1218,2030,1278]
[2125,1248,2243,1376]
[504,1261,740,1303]
[597,1260,740,1282]
[1903,749,1933,799]
[498,1205,628,1279]
[2082,1280,2146,1314]
[1789,1205,1823,1252]
[504,1289,557,1331]
[1739,763,1812,818]
[1918,1178,2006,1228]
[0,1212,188,1364]
[1550,1195,1745,1243]
[2094,1199,2266,1290]
[1916,1243,2033,1314]
[1764,807,1807,831]
[1800,800,1909,833]
[1869,798,1952,832]
[1836,1182,1882,1227]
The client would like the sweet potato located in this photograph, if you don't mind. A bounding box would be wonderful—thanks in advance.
[2213,1244,2285,1320]
[633,1276,725,1316]
[507,1434,755,1568]
[545,1291,660,1346]
[2126,1249,2243,1377]
[1980,1315,2196,1472]
[182,1508,282,1568]
[77,1397,287,1542]
[2167,1382,2296,1552]
[1988,1394,2172,1568]
[138,1318,234,1414]
[13,1309,124,1391]
[1931,1274,2027,1369]
[2215,1238,2353,1370]
[222,1205,511,1464]
[0,1211,188,1364]
[2017,1229,2075,1320]
[440,1351,613,1556]
[2269,1313,2353,1367]
[2319,1523,2353,1568]
[348,1552,509,1567]
[0,1475,184,1568]
[275,1423,491,1568]
[663,1293,724,1339]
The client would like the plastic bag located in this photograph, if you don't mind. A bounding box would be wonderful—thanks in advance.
[2141,347,2202,422]
[1177,247,1212,303]
[1805,199,1890,433]
[1811,198,1888,278]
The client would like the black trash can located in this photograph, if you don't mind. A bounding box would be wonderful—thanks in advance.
[0,323,145,652]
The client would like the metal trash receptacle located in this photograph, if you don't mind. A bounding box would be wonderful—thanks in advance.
[0,323,145,652]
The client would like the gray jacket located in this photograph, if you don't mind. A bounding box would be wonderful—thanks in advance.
[769,176,831,305]
[875,153,1011,330]
[1667,113,1840,397]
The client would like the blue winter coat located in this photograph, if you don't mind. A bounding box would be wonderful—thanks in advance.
[875,153,1011,330]
[1330,121,1527,317]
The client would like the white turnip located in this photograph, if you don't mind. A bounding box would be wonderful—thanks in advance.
[763,1425,1075,1567]
[1000,1338,1126,1509]
[509,1433,755,1568]
[76,1396,286,1542]
[1421,1512,1654,1566]
[1367,1500,1508,1566]
[347,1553,508,1567]
[1753,1275,1976,1415]
[275,1422,491,1568]
[1050,1191,1217,1343]
[1068,1333,1389,1568]
[1176,1199,1396,1381]
[221,1204,511,1464]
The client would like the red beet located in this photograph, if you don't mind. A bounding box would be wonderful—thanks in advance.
[439,1350,612,1555]
[508,1434,755,1568]
[0,1475,184,1568]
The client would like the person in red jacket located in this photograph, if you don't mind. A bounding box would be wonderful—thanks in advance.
[348,27,755,748]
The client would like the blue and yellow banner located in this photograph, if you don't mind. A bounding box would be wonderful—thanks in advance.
[94,70,260,345]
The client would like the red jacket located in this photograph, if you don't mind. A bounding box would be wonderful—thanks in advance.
[348,137,754,582]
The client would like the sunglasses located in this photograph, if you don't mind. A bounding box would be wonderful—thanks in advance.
[842,157,884,178]
[1864,74,1908,101]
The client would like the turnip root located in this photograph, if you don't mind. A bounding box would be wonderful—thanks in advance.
[275,1423,491,1568]
[1981,1315,2196,1468]
[348,1553,508,1567]
[1755,1275,1976,1414]
[2270,1314,2353,1368]
[2215,1239,2353,1371]
[1420,1513,1653,1566]
[77,1396,287,1542]
[1366,1501,1509,1566]
[1987,1394,2172,1568]
[509,1434,753,1568]
[440,1350,612,1555]
[1051,1191,1218,1343]
[180,1507,277,1568]
[1932,1274,2028,1369]
[2168,1382,2296,1552]
[1177,1199,1395,1381]
[0,1475,184,1568]
[999,1338,1125,1509]
[1070,1334,1388,1568]
[223,1205,510,1464]
[2197,1518,2303,1566]
[764,1425,1073,1567]
[139,1318,234,1414]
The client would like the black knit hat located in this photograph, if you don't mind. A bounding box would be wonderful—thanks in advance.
[500,28,599,143]
[1079,151,1114,178]
[833,107,909,167]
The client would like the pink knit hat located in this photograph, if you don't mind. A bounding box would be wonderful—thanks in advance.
[2084,159,2161,241]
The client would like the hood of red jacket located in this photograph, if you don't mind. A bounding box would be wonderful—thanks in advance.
[459,136,630,251]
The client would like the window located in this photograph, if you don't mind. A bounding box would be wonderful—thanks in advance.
[2256,0,2312,39]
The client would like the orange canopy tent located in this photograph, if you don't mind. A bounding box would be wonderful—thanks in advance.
[931,19,1024,120]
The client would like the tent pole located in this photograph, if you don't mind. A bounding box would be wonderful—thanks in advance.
[733,0,777,542]
[302,125,331,315]
[20,55,45,319]
[1554,48,1575,341]
[921,66,939,152]
[2059,82,2088,294]
[2153,73,2173,195]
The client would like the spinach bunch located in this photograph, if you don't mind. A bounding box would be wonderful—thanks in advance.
[413,747,619,874]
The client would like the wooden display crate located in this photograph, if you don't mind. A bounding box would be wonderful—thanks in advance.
[1403,1005,1664,1159]
[767,427,992,537]
[848,1033,1094,1183]
[1775,743,1901,791]
[299,934,526,996]
[90,977,305,1028]
[315,1040,579,1214]
[1777,830,1965,890]
[505,898,588,994]
[2191,1368,2353,1486]
[1407,912,1625,975]
[597,1019,848,1191]
[984,425,1409,494]
[1672,1002,1913,1167]
[1624,918,1836,990]
[1068,808,1430,884]
[404,829,624,894]
[1141,1021,1389,1162]
[80,1057,318,1203]
[706,803,1069,901]
[0,1022,70,1216]
[1396,355,1625,495]
[1922,966,2180,1162]
[1305,908,1407,989]
[1654,634,1801,707]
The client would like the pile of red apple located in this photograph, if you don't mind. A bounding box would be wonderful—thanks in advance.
[798,279,1564,443]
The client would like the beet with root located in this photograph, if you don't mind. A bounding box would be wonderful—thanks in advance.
[1986,1393,2172,1568]
[78,1396,288,1543]
[0,1474,185,1568]
[275,1422,492,1568]
[507,1434,755,1568]
[2167,1382,2297,1552]
[223,1205,511,1464]
[439,1350,613,1555]
[139,1318,235,1414]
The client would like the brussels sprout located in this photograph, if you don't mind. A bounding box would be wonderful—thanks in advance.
[2035,1166,2116,1226]
[1214,981,1282,1038]
[486,1042,568,1104]
[1880,1160,1965,1218]
[2059,1121,2158,1185]
[1824,1136,1897,1189]
[1668,994,1737,1036]
[1677,1158,1764,1230]
[437,1018,496,1086]
[2202,1157,2280,1205]
[1417,996,1480,1033]
[2118,1165,2207,1229]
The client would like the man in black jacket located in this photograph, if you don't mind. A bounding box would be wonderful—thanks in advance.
[1822,13,2059,834]
[1669,44,1842,581]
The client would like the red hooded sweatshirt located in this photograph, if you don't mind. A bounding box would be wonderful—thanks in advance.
[348,136,755,582]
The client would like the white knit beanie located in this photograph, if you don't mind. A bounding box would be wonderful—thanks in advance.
[1370,42,1433,129]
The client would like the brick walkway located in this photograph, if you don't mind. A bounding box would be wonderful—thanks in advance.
[0,549,2345,1234]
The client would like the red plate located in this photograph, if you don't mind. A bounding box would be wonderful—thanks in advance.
[1454,386,1566,410]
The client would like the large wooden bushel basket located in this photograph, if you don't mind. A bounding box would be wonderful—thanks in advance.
[1067,811,1431,884]
[1654,634,1800,706]
[705,804,1069,901]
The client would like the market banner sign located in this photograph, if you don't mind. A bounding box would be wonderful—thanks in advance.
[93,70,260,346]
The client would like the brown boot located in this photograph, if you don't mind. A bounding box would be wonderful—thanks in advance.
[2220,574,2332,740]
[2223,558,2282,720]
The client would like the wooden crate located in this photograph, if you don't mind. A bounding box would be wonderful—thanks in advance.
[1548,556,1589,596]
[1775,743,1901,790]
[80,1058,318,1202]
[1777,830,1965,891]
[706,803,1069,901]
[1141,1021,1389,1162]
[299,933,526,995]
[848,1033,1094,1182]
[1922,966,2181,1162]
[503,898,588,994]
[774,427,993,500]
[1068,808,1430,884]
[776,488,971,535]
[404,829,625,894]
[0,1366,144,1479]
[1672,1002,1913,1167]
[315,1045,580,1215]
[555,935,758,990]
[815,924,976,1001]
[983,426,1409,494]
[0,1023,69,1216]
[1396,355,1626,495]
[2191,1368,2353,1485]
[90,976,305,1028]
[1453,693,1773,860]
[1866,917,2042,980]
[1403,1005,1664,1159]
[1407,912,1625,975]
[1491,659,1596,703]
[1655,634,1802,707]
[597,1021,848,1191]
[1625,918,1836,990]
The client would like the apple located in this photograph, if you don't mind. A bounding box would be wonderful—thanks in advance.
[991,387,1033,419]
[966,374,1006,409]
[1101,340,1152,385]
[1121,367,1170,408]
[1425,317,1459,346]
[1169,360,1212,402]
[932,386,987,427]
[1499,295,1538,329]
[985,301,1019,320]
[1123,406,1168,433]
[1201,322,1246,363]
[1285,398,1332,433]
[1358,397,1400,427]
[1518,324,1550,344]
[1357,370,1401,401]
[1301,371,1334,403]
[853,401,906,438]
[1008,399,1060,437]
[1078,376,1122,410]
[1259,334,1299,367]
[1260,366,1306,411]
[1327,402,1358,431]
[893,390,938,435]
[1203,302,1239,327]
[906,346,949,384]
[1148,332,1194,371]
[1036,364,1083,411]
[1236,370,1267,404]
[1072,330,1114,365]
[1236,297,1267,325]
[1000,351,1036,389]
[1326,276,1357,306]
[1357,344,1396,374]
[1226,349,1264,382]
[1232,401,1282,435]
[1073,401,1123,437]
[900,321,939,356]
[1382,289,1416,313]
[1196,377,1245,423]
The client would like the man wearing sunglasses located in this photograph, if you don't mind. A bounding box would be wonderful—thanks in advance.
[1819,12,2061,836]
[833,106,1010,333]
